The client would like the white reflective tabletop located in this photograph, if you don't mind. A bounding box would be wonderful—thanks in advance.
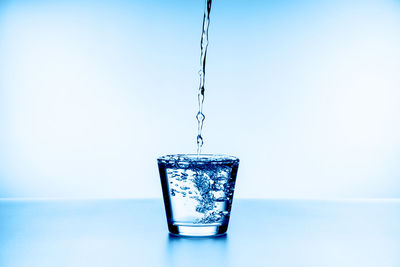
[1,199,399,267]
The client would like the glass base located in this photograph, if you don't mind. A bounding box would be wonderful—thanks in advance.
[168,224,228,237]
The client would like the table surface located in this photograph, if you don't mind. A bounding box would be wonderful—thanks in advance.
[0,199,399,267]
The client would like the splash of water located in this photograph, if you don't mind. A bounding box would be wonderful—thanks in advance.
[196,0,212,154]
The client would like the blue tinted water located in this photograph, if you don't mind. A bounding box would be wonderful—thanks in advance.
[158,155,239,229]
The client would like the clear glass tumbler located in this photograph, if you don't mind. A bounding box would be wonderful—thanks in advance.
[158,154,239,236]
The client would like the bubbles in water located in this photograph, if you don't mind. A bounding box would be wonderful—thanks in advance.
[164,157,236,224]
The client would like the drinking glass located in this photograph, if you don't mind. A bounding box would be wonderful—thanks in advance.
[158,154,239,236]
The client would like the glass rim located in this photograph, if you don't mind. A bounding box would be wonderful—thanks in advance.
[157,154,239,164]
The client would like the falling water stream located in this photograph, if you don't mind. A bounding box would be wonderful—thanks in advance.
[196,0,212,154]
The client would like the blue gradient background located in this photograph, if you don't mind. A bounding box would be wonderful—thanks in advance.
[0,0,400,199]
